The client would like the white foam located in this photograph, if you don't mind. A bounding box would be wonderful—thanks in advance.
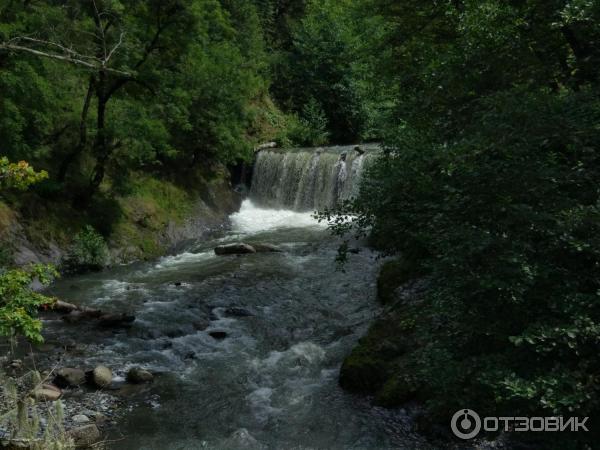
[153,251,214,269]
[230,200,326,235]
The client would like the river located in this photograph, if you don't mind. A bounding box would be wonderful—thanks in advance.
[42,146,431,449]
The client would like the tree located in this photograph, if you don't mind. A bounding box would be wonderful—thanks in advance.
[324,0,600,441]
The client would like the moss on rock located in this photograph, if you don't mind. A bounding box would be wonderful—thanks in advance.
[374,370,420,407]
[377,258,422,305]
[339,348,388,392]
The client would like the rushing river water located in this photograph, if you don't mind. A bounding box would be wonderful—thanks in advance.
[41,146,435,449]
[43,200,431,449]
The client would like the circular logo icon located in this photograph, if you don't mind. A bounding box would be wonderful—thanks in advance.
[451,409,481,440]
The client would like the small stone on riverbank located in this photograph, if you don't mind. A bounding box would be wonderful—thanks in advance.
[91,365,113,388]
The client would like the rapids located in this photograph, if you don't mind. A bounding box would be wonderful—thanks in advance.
[43,147,432,449]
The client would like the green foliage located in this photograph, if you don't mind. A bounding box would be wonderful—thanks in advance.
[323,0,600,441]
[0,264,58,344]
[272,0,377,143]
[63,225,109,273]
[282,98,330,146]
[0,0,270,196]
[0,157,48,190]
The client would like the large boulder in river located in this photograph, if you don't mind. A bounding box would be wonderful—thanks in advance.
[214,243,256,255]
[251,243,282,253]
[67,424,101,447]
[126,367,154,384]
[91,365,112,388]
[55,368,86,388]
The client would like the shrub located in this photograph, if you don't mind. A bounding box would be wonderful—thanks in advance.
[63,225,108,273]
[0,264,58,344]
[282,98,330,147]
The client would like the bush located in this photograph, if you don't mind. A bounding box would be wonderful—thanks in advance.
[0,264,58,344]
[282,98,330,147]
[63,225,108,273]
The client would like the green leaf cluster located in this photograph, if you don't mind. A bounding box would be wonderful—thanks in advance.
[0,264,58,344]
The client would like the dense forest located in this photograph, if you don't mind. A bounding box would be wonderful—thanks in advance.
[1,0,600,448]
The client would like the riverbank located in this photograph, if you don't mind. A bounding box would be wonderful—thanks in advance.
[0,164,241,270]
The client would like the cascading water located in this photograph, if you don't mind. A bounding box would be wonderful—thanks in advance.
[250,145,378,211]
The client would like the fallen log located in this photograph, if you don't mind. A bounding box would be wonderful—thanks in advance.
[47,300,135,328]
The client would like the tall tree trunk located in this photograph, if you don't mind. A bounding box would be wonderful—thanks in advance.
[58,76,95,182]
[88,73,108,198]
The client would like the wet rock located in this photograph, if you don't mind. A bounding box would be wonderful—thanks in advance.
[126,367,154,384]
[91,366,112,388]
[55,368,86,388]
[251,243,282,253]
[32,384,62,402]
[214,243,256,255]
[67,424,100,448]
[184,351,196,360]
[209,331,228,340]
[224,307,254,317]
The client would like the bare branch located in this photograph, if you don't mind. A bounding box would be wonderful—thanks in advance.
[105,31,125,64]
[0,43,131,76]
[10,36,102,63]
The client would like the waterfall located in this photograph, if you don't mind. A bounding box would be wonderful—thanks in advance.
[250,145,378,211]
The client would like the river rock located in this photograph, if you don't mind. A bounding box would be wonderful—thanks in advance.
[214,243,256,255]
[126,367,154,384]
[67,424,101,447]
[72,414,90,424]
[224,307,254,317]
[91,366,112,388]
[55,368,86,388]
[32,384,62,402]
[251,243,282,253]
[209,331,228,340]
